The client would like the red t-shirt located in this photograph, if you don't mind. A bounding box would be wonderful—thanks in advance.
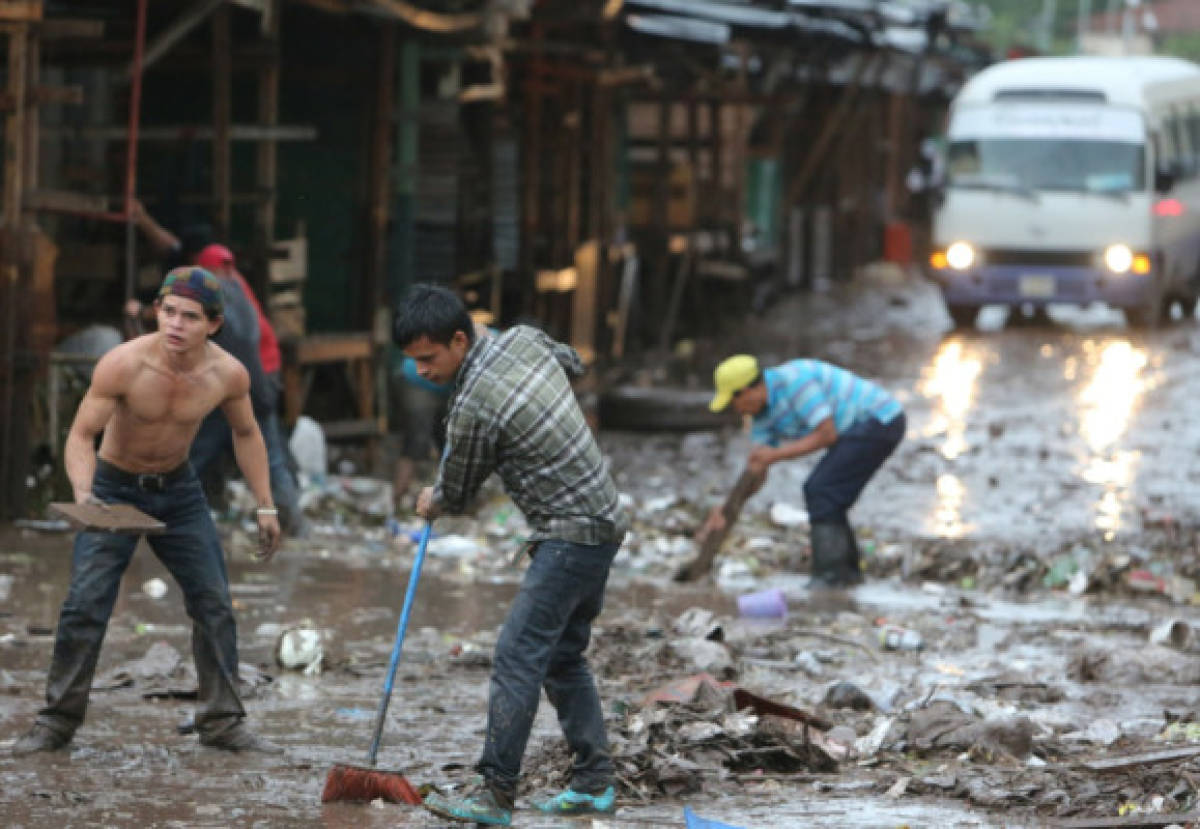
[233,270,281,374]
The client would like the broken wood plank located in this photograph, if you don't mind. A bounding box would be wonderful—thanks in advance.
[49,502,166,535]
[1083,746,1200,772]
[674,465,766,581]
[1049,811,1200,828]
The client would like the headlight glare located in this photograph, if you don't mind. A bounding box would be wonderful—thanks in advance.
[1104,244,1134,274]
[946,241,976,271]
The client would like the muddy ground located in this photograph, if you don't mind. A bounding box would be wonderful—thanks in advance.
[3,270,1200,828]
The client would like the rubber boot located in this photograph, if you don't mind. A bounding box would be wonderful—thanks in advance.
[841,524,865,586]
[809,521,860,589]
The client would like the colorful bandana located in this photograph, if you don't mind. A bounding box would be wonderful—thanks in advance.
[158,267,223,317]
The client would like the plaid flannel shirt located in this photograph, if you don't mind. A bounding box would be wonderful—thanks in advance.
[433,326,627,546]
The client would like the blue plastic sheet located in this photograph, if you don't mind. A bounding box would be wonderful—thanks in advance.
[684,806,746,829]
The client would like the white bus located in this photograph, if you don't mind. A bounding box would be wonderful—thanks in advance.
[928,55,1200,328]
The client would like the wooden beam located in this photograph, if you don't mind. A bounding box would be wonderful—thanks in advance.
[0,1,40,22]
[25,189,110,214]
[133,0,222,75]
[39,123,317,142]
[0,84,82,109]
[254,0,281,299]
[38,18,103,39]
[212,4,231,237]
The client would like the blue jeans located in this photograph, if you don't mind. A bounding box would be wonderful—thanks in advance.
[36,460,246,740]
[190,408,303,533]
[804,412,906,524]
[478,539,619,798]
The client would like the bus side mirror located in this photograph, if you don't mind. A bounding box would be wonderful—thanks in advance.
[1155,164,1177,194]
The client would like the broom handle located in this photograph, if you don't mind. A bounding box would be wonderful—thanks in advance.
[366,521,431,766]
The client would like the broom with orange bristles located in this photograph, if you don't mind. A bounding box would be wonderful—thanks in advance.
[321,522,432,805]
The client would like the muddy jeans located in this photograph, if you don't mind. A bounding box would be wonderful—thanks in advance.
[477,538,619,800]
[804,412,907,524]
[36,459,245,741]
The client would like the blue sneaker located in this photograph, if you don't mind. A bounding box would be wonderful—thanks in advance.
[533,785,616,815]
[423,779,513,826]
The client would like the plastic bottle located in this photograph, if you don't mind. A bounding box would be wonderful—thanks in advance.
[879,625,924,651]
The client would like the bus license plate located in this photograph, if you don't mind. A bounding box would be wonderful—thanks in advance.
[1019,274,1055,298]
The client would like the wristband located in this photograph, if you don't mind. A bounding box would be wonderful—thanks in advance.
[255,507,278,516]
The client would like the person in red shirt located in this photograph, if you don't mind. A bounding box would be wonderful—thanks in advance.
[190,244,307,538]
[196,245,281,377]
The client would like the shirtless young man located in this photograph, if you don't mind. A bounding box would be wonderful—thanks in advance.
[11,267,283,755]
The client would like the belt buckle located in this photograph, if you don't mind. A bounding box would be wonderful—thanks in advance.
[137,473,165,493]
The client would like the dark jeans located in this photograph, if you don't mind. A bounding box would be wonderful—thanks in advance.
[190,407,302,532]
[804,412,906,524]
[36,459,245,740]
[478,538,619,799]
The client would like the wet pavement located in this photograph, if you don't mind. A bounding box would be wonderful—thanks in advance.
[3,270,1200,828]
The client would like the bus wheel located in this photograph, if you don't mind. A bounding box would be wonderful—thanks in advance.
[1178,295,1197,321]
[1125,293,1163,328]
[947,304,978,329]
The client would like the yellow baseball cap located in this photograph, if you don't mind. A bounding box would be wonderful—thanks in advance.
[709,354,759,412]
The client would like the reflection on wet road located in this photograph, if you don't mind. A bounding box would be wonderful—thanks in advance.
[920,339,983,463]
[1076,339,1154,537]
[918,339,983,537]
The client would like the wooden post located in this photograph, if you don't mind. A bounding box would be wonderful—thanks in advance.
[388,37,419,305]
[255,0,280,298]
[3,24,28,223]
[211,4,231,238]
[368,21,396,323]
[566,84,583,256]
[518,24,544,316]
[675,466,767,581]
[22,26,37,204]
[710,98,722,228]
[884,88,904,221]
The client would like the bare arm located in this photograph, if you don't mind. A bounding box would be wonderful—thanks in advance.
[748,416,838,473]
[64,352,125,503]
[221,366,281,559]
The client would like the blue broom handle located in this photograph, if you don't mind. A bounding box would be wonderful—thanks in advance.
[366,521,431,766]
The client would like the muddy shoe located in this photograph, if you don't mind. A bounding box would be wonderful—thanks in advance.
[533,785,616,815]
[423,778,513,826]
[11,723,71,756]
[199,725,283,754]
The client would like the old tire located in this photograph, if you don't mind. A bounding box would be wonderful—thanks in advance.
[947,304,979,329]
[599,386,736,432]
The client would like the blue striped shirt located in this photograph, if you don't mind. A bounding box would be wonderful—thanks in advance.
[751,359,902,448]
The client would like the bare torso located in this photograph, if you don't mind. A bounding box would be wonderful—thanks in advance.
[95,334,240,473]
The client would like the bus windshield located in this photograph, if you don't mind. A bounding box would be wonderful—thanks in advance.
[947,139,1146,194]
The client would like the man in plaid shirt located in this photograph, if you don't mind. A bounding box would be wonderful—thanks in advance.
[394,285,626,825]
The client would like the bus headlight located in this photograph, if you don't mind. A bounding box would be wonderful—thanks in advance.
[1104,244,1134,274]
[946,241,976,271]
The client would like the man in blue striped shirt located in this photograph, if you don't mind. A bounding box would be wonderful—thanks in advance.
[706,354,905,588]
